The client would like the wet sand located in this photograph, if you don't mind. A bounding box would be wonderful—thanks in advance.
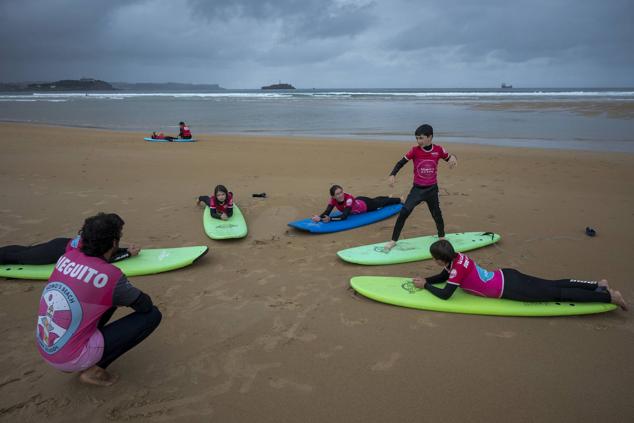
[470,100,634,119]
[0,123,633,422]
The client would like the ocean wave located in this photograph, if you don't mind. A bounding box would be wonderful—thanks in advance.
[0,90,633,101]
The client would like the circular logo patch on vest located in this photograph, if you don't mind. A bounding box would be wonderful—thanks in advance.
[416,160,437,177]
[36,282,83,355]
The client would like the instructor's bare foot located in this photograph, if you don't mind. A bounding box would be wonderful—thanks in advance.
[79,366,119,386]
[383,240,397,252]
[608,288,628,311]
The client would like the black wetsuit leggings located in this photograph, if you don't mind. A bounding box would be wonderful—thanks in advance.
[501,269,610,303]
[0,238,70,265]
[392,184,444,241]
[96,306,162,369]
[357,196,401,212]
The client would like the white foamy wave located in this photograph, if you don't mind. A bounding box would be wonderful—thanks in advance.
[0,90,632,101]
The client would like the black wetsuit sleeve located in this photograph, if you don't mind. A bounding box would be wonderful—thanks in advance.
[330,207,352,221]
[209,208,222,219]
[109,248,131,263]
[390,157,409,176]
[130,292,154,313]
[320,204,335,218]
[112,275,142,307]
[424,281,459,300]
[225,206,233,217]
[425,269,450,285]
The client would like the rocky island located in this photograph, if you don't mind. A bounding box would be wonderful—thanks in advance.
[261,82,295,90]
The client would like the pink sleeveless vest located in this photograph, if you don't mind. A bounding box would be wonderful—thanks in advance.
[36,249,121,366]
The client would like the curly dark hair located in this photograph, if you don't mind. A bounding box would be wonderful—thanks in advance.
[80,213,125,257]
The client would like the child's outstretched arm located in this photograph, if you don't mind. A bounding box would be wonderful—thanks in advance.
[388,157,408,186]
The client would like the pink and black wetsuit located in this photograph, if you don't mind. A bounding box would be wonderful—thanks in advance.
[35,248,161,372]
[319,193,400,221]
[389,144,452,240]
[0,236,130,265]
[424,253,611,304]
[179,126,192,139]
[198,192,234,219]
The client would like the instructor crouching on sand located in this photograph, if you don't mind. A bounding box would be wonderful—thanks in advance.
[35,213,162,386]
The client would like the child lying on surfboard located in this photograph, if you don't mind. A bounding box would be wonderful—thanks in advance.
[0,214,139,265]
[197,185,234,221]
[312,184,402,223]
[413,240,628,310]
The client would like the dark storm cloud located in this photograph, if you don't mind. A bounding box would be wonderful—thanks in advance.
[386,0,634,65]
[0,0,632,86]
[187,0,376,40]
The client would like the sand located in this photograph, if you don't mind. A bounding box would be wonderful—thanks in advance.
[0,123,633,422]
[470,100,634,119]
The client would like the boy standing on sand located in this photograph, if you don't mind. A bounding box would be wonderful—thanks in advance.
[384,124,457,252]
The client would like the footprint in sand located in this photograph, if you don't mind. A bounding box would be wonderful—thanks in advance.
[409,316,438,330]
[485,331,516,339]
[371,352,401,371]
[268,377,314,393]
[315,345,344,359]
[256,318,317,352]
[339,313,368,327]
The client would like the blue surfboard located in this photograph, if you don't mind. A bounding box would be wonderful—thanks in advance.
[144,137,197,143]
[288,204,402,234]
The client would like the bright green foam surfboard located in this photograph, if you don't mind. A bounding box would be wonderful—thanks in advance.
[337,232,501,265]
[0,246,209,280]
[203,204,248,239]
[350,276,617,316]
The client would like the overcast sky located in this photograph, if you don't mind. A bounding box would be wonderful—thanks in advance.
[1,0,632,88]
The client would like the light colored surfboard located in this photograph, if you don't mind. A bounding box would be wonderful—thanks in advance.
[203,204,248,239]
[337,232,501,265]
[0,246,209,280]
[144,137,197,142]
[350,276,617,316]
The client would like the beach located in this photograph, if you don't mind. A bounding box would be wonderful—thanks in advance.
[1,122,633,422]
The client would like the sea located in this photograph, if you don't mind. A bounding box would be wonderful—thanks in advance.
[1,88,633,152]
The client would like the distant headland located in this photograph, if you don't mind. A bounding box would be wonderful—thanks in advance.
[0,78,224,92]
[0,78,115,92]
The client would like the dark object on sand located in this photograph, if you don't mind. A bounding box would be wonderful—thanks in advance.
[585,227,596,237]
[252,193,267,198]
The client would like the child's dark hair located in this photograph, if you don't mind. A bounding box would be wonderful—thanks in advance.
[214,185,229,202]
[415,124,433,138]
[179,121,185,125]
[329,184,343,196]
[429,239,457,264]
[80,213,125,257]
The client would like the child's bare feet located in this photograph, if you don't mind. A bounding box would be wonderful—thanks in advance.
[79,366,119,386]
[598,279,609,289]
[608,288,628,311]
[383,240,397,252]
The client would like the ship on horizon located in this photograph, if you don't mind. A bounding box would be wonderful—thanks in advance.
[501,83,513,89]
